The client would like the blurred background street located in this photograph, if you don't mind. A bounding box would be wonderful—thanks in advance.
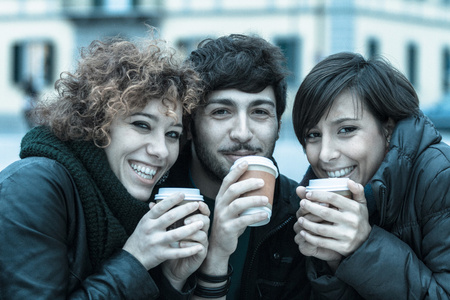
[1,0,450,182]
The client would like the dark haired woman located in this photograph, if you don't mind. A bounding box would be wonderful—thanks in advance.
[292,52,450,299]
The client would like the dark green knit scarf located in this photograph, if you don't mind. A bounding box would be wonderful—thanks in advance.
[20,126,149,270]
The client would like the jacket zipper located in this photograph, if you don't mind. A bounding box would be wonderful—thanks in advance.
[378,185,387,227]
[241,215,295,299]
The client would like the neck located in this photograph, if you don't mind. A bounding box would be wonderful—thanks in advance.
[189,144,221,200]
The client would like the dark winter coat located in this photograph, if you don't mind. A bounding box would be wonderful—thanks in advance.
[0,127,195,299]
[156,144,312,300]
[305,113,450,299]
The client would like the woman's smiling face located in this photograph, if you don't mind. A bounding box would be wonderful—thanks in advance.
[104,99,182,201]
[305,91,390,186]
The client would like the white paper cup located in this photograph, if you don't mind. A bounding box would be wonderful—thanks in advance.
[230,156,279,227]
[306,178,352,198]
[155,187,204,230]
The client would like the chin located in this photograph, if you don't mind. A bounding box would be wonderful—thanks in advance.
[129,188,153,201]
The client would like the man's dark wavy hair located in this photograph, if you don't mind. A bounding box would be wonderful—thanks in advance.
[187,34,289,121]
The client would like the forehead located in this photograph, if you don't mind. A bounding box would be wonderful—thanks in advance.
[325,91,364,120]
[206,87,276,107]
[138,98,182,122]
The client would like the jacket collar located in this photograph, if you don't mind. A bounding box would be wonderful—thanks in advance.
[371,112,442,228]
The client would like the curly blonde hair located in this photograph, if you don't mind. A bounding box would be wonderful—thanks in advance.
[35,35,202,147]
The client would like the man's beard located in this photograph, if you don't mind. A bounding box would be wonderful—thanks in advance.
[191,132,275,182]
[192,135,232,182]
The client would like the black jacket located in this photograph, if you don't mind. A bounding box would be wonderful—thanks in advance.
[154,145,311,299]
[0,157,194,299]
[305,113,450,299]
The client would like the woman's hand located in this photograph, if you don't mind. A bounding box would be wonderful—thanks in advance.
[293,186,343,266]
[123,192,206,273]
[294,180,371,271]
[161,200,210,290]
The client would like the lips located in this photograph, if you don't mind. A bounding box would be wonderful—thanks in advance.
[223,151,258,163]
[327,166,355,178]
[130,162,157,179]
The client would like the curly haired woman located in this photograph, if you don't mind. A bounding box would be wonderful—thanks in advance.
[0,35,209,299]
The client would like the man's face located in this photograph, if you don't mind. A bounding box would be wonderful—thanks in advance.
[191,87,279,181]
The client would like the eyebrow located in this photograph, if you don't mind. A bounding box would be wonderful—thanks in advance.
[206,98,276,108]
[131,112,183,128]
[330,116,361,125]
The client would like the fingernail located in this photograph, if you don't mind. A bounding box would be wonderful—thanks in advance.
[239,161,248,169]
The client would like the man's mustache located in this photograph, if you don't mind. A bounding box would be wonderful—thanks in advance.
[219,144,262,153]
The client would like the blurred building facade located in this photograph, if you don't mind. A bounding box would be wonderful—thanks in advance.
[1,0,450,128]
[0,0,162,114]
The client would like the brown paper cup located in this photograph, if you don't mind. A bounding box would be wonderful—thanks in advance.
[230,156,279,226]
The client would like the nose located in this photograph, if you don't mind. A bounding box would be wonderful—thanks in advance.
[145,133,169,159]
[318,134,340,162]
[229,114,253,143]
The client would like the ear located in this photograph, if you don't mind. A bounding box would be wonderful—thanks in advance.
[383,118,396,141]
[276,119,282,141]
[185,116,195,141]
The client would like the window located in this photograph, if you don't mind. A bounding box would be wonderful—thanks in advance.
[406,43,418,86]
[444,47,450,93]
[275,36,301,84]
[12,40,55,91]
[367,38,379,58]
[95,0,136,11]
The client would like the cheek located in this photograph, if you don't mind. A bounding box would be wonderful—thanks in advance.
[257,124,278,143]
[305,145,318,163]
[104,144,120,177]
[167,143,180,166]
[197,122,220,143]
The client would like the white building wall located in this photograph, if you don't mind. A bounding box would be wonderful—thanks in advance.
[355,14,450,106]
[2,0,450,113]
[0,18,75,113]
[161,0,450,109]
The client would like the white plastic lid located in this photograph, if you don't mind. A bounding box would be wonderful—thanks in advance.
[155,187,204,201]
[306,178,349,192]
[240,206,272,227]
[230,156,278,178]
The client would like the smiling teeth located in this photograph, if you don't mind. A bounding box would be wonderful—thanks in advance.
[131,163,156,179]
[327,167,354,178]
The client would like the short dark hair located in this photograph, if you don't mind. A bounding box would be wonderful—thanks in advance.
[292,52,420,148]
[187,34,289,121]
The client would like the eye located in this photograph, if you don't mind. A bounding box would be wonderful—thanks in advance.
[212,109,230,116]
[306,131,321,139]
[132,121,150,130]
[253,108,269,115]
[338,126,357,134]
[166,131,182,140]
[305,131,320,144]
[209,108,232,120]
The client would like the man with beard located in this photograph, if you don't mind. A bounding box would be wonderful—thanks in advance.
[153,34,310,299]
